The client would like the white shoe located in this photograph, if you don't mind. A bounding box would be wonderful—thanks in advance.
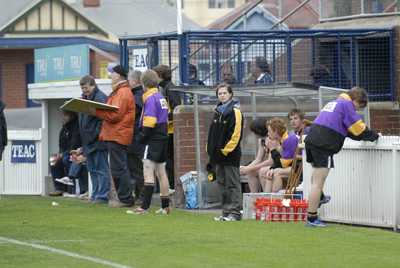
[62,192,77,198]
[155,207,170,215]
[55,177,74,186]
[79,192,89,200]
[168,189,175,195]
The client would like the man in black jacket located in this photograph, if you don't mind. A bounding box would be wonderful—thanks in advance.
[153,65,182,191]
[0,100,7,161]
[78,75,110,203]
[127,70,145,204]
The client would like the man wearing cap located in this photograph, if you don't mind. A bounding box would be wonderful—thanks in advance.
[90,63,135,207]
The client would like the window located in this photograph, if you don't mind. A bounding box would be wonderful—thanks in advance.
[209,0,235,9]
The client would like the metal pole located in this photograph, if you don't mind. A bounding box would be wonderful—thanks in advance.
[318,86,323,110]
[193,94,203,208]
[177,0,183,35]
[337,35,342,88]
[271,0,313,29]
[41,100,49,196]
[392,147,398,231]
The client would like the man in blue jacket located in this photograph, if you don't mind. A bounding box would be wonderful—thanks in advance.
[79,75,110,203]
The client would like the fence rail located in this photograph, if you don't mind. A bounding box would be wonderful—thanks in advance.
[303,136,400,230]
[120,28,395,101]
[0,129,44,195]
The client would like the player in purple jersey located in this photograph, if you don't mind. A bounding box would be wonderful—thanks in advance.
[263,118,299,193]
[304,87,379,227]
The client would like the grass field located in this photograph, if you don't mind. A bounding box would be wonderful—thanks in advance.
[0,196,399,268]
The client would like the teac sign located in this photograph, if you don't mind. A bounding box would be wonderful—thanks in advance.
[11,141,36,163]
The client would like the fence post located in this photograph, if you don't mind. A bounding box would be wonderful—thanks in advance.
[392,147,398,231]
[147,39,159,69]
[40,100,49,196]
[337,35,342,88]
[215,40,220,83]
[237,36,242,84]
[389,30,395,101]
[286,35,292,82]
[179,33,189,85]
[351,37,357,87]
[193,93,203,208]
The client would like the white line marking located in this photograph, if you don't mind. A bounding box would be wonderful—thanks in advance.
[29,239,87,243]
[0,236,133,268]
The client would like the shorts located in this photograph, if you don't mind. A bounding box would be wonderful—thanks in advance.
[143,140,168,163]
[305,146,334,168]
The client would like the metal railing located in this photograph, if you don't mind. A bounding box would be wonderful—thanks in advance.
[120,28,395,101]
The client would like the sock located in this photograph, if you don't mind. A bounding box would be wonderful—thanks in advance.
[141,184,154,210]
[160,196,170,209]
[307,211,318,222]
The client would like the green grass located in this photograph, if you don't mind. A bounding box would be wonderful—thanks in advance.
[0,196,399,268]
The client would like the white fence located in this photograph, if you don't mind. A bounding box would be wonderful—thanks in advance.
[0,129,45,195]
[303,136,400,230]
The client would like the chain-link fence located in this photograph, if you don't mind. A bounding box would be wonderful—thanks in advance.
[121,28,395,101]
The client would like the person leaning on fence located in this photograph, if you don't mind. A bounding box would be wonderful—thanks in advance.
[240,118,273,192]
[153,64,182,191]
[188,64,205,86]
[0,100,7,161]
[90,63,135,208]
[248,57,273,85]
[127,70,145,205]
[207,83,243,221]
[221,63,236,85]
[128,69,171,215]
[262,118,299,193]
[78,75,110,204]
[304,87,380,228]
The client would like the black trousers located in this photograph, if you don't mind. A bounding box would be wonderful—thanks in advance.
[215,164,242,217]
[107,141,134,205]
[166,134,175,189]
[127,152,144,200]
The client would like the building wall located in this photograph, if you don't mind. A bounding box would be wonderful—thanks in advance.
[183,0,246,27]
[90,51,118,78]
[0,49,33,108]
[0,49,116,109]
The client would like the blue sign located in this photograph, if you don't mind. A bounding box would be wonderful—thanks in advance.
[34,44,90,82]
[11,141,36,163]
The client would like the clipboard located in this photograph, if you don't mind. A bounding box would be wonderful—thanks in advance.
[60,98,119,114]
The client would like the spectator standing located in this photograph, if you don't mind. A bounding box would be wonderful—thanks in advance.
[91,64,135,208]
[129,70,170,215]
[0,100,7,161]
[78,75,110,203]
[153,65,181,190]
[127,70,145,204]
[207,84,243,221]
[304,87,379,227]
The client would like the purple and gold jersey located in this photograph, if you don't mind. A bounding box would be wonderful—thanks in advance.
[280,131,299,168]
[314,93,366,137]
[141,88,168,131]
